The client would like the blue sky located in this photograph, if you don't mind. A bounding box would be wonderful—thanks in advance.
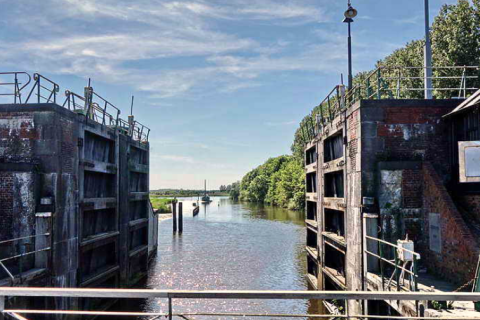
[0,0,457,189]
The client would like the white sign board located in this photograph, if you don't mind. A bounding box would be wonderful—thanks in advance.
[459,141,480,183]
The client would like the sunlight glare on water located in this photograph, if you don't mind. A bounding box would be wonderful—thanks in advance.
[140,196,318,319]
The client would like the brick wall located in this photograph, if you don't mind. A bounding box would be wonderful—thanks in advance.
[0,171,14,241]
[422,162,479,285]
[377,106,451,176]
[456,195,480,225]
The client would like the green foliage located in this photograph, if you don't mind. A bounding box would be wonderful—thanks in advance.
[229,181,241,201]
[150,197,173,213]
[238,155,305,210]
[238,0,480,212]
[290,0,480,157]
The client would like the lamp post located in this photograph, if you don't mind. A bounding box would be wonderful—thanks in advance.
[343,1,357,90]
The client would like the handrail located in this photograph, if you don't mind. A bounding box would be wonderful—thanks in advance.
[25,73,59,104]
[312,65,480,138]
[0,233,50,246]
[1,287,480,300]
[0,233,51,283]
[132,120,150,142]
[89,91,121,127]
[365,235,420,292]
[62,90,85,111]
[0,72,31,104]
[365,235,421,258]
[2,288,480,319]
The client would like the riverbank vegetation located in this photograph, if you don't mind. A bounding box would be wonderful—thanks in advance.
[233,0,480,211]
[150,197,173,213]
[151,189,229,197]
[234,155,305,210]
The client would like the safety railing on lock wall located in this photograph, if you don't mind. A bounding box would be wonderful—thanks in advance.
[132,120,151,143]
[0,72,31,104]
[25,73,60,104]
[364,235,420,292]
[0,71,150,142]
[1,288,480,319]
[0,234,51,285]
[313,66,480,135]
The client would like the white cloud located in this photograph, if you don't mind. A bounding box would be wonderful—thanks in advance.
[0,0,342,99]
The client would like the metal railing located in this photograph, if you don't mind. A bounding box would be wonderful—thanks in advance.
[0,72,31,104]
[314,66,480,133]
[0,71,151,142]
[1,288,480,319]
[25,73,59,104]
[89,91,121,127]
[132,120,151,143]
[0,234,51,284]
[62,90,85,112]
[365,236,420,292]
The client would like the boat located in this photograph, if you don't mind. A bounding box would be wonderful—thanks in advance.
[193,206,200,216]
[201,180,212,204]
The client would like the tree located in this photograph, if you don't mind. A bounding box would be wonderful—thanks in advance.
[229,181,240,201]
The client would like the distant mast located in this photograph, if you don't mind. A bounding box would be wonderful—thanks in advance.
[201,179,212,203]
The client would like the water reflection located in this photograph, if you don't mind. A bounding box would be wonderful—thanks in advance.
[141,196,316,319]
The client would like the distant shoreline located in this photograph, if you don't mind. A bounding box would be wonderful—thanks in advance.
[150,192,229,198]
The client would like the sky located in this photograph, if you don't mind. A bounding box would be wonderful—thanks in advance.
[0,0,458,189]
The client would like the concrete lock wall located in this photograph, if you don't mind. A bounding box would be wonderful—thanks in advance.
[0,103,155,313]
[305,98,480,316]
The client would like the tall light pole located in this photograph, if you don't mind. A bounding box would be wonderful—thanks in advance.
[424,0,433,99]
[343,1,357,90]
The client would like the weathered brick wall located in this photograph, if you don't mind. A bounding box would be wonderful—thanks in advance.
[0,171,14,241]
[377,105,452,177]
[422,162,478,285]
[456,195,480,225]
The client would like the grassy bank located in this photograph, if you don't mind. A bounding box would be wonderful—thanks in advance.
[150,197,173,213]
[150,190,229,198]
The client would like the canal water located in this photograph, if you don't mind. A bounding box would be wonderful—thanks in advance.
[139,196,320,319]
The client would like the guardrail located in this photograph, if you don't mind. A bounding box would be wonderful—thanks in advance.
[0,72,31,104]
[0,234,51,284]
[132,120,150,143]
[0,71,150,142]
[314,66,480,133]
[1,288,480,319]
[365,236,420,292]
[25,73,59,104]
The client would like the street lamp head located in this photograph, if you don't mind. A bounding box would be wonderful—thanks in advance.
[344,6,357,19]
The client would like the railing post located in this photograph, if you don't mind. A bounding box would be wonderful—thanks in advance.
[0,295,4,320]
[168,297,173,320]
[413,255,418,292]
[396,68,401,98]
[37,76,41,104]
[366,77,371,98]
[379,242,384,291]
[394,247,400,292]
[18,242,23,284]
[377,68,382,100]
[14,73,18,104]
[327,96,332,120]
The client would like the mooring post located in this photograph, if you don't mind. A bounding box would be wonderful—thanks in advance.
[172,200,177,233]
[179,202,183,234]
